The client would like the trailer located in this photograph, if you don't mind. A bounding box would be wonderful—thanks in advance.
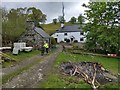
[12,42,33,55]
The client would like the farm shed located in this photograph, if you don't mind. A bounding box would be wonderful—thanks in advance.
[19,20,51,49]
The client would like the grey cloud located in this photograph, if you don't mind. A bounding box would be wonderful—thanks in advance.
[2,2,88,23]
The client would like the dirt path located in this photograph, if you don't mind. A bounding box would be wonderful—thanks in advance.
[2,55,44,76]
[2,45,62,88]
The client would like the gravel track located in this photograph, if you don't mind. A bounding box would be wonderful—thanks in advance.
[2,55,43,76]
[2,46,62,88]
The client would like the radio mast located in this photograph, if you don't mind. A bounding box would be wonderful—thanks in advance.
[62,2,65,24]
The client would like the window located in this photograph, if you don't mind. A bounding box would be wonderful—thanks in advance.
[80,38,84,41]
[64,33,67,36]
[80,32,84,35]
[71,38,73,41]
[64,38,67,41]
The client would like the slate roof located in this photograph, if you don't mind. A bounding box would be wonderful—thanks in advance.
[56,25,82,33]
[34,27,50,38]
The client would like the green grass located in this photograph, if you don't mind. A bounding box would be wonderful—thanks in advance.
[39,73,91,88]
[2,50,40,68]
[39,52,119,89]
[55,52,119,73]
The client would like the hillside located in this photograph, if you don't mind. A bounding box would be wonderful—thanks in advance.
[41,22,74,35]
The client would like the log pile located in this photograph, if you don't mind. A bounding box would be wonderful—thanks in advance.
[60,62,119,89]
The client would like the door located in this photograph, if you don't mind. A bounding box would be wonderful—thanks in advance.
[55,38,57,43]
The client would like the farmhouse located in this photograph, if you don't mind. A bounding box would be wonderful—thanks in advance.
[19,20,51,49]
[51,25,86,43]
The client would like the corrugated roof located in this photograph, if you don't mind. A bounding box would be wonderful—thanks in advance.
[57,25,82,33]
[34,27,50,38]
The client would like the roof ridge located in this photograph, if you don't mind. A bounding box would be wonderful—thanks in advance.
[34,27,50,38]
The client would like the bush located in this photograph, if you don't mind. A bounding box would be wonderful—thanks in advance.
[72,44,79,49]
[74,40,78,43]
[51,37,57,48]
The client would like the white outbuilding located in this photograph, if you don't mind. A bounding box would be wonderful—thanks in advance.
[51,25,86,43]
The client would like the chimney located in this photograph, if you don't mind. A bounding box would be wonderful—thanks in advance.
[61,2,65,28]
[26,20,35,30]
[61,23,64,28]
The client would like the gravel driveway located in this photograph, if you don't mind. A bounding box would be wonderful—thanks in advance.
[2,45,62,88]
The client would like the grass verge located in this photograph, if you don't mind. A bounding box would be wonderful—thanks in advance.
[2,50,40,68]
[2,57,43,84]
[55,52,119,73]
[39,69,91,88]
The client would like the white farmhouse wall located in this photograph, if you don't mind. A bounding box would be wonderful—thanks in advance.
[51,32,86,43]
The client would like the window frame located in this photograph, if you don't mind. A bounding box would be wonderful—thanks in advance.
[64,33,67,36]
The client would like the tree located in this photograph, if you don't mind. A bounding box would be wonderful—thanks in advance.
[51,37,57,48]
[2,7,8,22]
[69,16,76,24]
[58,16,65,23]
[2,7,27,44]
[27,7,46,26]
[53,18,57,24]
[2,8,27,46]
[83,2,120,54]
[78,14,85,28]
[40,14,47,24]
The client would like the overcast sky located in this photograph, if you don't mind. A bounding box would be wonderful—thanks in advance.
[2,1,89,23]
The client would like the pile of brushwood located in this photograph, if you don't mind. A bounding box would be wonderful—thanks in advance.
[60,62,119,89]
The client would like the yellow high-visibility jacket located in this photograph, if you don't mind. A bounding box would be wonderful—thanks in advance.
[44,43,49,48]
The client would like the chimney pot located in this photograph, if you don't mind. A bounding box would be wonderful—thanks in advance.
[61,23,64,28]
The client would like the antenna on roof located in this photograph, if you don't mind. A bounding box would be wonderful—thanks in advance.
[61,2,65,28]
[62,2,65,23]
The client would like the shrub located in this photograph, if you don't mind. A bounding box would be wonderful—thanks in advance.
[74,40,78,43]
[72,44,79,49]
[51,37,57,48]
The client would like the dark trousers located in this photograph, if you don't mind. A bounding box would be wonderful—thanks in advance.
[46,48,49,54]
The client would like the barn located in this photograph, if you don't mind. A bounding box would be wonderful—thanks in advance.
[19,20,51,49]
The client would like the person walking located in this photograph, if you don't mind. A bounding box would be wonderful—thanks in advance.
[44,41,49,54]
